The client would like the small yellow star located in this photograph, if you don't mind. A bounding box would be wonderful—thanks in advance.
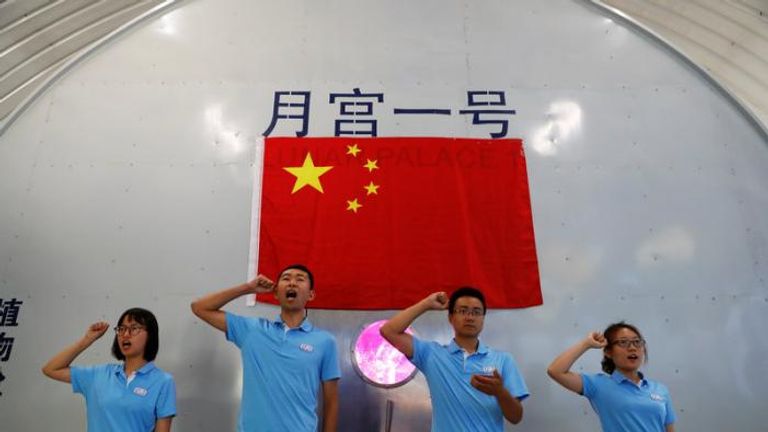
[346,144,361,157]
[346,198,362,213]
[364,181,380,195]
[283,152,333,194]
[364,159,379,172]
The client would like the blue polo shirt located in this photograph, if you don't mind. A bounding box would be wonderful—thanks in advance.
[226,312,341,432]
[71,362,176,432]
[411,337,529,432]
[582,371,676,432]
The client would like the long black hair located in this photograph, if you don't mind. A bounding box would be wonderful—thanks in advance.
[111,308,159,362]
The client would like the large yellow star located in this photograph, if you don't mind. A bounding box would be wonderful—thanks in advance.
[283,152,333,194]
[346,198,362,213]
[346,144,361,157]
[364,181,380,195]
[364,159,379,172]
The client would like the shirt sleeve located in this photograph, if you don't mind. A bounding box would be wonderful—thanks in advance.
[581,373,597,398]
[663,385,677,425]
[409,336,430,369]
[155,374,177,419]
[70,364,100,395]
[501,354,529,400]
[320,334,342,381]
[225,312,251,347]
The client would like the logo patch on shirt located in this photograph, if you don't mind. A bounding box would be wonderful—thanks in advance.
[133,387,148,397]
[299,343,314,352]
[650,393,665,402]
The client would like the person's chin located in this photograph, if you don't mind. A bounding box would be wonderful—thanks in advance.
[281,300,306,310]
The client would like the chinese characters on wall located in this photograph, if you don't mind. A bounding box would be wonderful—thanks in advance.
[263,89,516,138]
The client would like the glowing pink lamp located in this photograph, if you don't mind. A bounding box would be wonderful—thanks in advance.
[352,320,417,388]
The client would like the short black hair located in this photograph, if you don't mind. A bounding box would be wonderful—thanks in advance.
[448,286,486,315]
[278,264,314,289]
[601,321,648,374]
[111,308,159,362]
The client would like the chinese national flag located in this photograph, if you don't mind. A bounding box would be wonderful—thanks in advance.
[254,137,541,309]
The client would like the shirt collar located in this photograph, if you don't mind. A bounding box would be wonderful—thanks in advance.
[448,339,488,355]
[115,361,156,377]
[611,370,647,386]
[274,314,313,332]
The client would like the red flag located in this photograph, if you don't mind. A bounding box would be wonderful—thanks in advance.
[255,137,541,309]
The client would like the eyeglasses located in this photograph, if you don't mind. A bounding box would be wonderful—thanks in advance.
[452,307,485,317]
[114,325,145,336]
[611,338,645,349]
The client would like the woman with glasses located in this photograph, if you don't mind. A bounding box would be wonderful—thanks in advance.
[546,322,676,432]
[42,307,176,432]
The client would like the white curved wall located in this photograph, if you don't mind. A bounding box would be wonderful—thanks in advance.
[0,0,767,430]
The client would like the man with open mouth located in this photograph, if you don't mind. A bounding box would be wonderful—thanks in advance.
[191,264,340,432]
[380,286,529,431]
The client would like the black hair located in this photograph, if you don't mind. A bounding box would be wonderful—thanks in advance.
[448,286,486,315]
[601,321,647,374]
[111,307,159,362]
[278,264,314,289]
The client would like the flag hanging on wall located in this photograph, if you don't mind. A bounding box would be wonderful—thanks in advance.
[251,136,541,309]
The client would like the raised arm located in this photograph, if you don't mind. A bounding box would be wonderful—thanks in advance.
[190,275,274,332]
[546,331,606,394]
[379,292,448,358]
[41,321,109,383]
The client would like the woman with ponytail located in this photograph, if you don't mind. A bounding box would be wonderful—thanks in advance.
[547,322,676,432]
